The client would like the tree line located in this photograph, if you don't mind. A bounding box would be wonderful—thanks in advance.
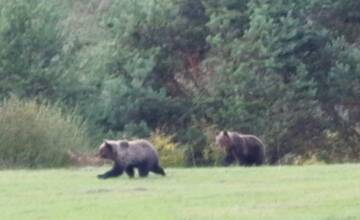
[0,0,359,166]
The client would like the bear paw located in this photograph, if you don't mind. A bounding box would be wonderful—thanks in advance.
[97,174,107,179]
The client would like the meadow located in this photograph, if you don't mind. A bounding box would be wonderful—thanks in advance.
[1,164,360,220]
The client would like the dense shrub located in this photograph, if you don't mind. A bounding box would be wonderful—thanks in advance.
[0,97,90,168]
[150,131,184,167]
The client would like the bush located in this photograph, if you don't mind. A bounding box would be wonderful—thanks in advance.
[0,97,90,168]
[150,131,184,167]
[203,146,225,167]
[177,126,216,166]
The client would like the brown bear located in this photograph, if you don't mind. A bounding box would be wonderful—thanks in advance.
[97,139,165,179]
[215,131,265,166]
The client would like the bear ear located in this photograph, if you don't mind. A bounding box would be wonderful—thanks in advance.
[119,141,129,148]
[223,131,229,136]
[104,141,113,150]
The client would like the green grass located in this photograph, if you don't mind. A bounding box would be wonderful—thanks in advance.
[1,165,360,220]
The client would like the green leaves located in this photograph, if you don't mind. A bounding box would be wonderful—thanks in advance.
[0,0,76,100]
[205,0,360,162]
[1,0,360,165]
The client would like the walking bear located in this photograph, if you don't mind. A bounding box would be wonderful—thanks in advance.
[97,139,166,179]
[216,131,265,166]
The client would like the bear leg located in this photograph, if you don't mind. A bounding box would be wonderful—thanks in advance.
[98,164,123,179]
[138,166,150,177]
[151,165,166,176]
[125,166,135,178]
[223,154,235,166]
[254,156,265,166]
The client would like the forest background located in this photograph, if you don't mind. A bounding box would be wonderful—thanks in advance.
[0,0,359,168]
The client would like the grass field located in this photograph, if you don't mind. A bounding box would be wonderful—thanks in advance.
[1,165,360,220]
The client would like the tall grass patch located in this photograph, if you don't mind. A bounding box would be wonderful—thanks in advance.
[0,97,90,168]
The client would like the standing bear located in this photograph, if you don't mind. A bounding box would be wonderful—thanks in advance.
[97,139,166,179]
[215,131,265,166]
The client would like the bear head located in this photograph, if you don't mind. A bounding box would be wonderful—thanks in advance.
[98,141,114,160]
[215,131,232,149]
[98,140,130,160]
